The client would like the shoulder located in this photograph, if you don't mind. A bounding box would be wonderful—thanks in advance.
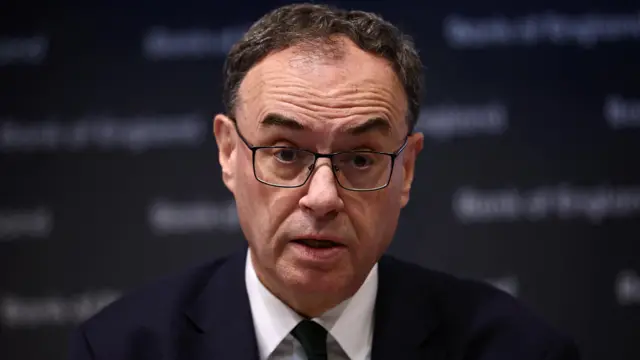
[378,255,580,359]
[75,253,235,349]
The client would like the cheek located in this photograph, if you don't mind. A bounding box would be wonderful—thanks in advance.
[369,184,403,237]
[234,155,267,243]
[235,158,299,247]
[346,190,399,242]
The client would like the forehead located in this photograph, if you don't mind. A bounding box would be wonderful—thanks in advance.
[236,37,408,135]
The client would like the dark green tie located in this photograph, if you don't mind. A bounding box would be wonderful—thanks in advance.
[291,320,328,360]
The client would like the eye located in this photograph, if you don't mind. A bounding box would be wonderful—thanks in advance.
[341,152,375,169]
[274,148,298,163]
[352,154,374,168]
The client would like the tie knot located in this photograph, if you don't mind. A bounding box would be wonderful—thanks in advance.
[291,320,328,360]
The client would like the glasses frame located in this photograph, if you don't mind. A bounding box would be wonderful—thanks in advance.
[232,120,409,192]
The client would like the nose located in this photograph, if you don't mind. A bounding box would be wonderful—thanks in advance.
[298,160,344,218]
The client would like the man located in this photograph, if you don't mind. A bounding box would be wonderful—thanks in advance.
[69,3,580,360]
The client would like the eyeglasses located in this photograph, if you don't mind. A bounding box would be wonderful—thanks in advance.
[232,120,408,192]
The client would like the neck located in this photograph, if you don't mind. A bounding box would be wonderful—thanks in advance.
[249,252,361,318]
[255,269,347,318]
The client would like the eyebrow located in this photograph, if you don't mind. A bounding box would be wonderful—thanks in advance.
[259,113,306,130]
[343,117,392,136]
[259,113,392,136]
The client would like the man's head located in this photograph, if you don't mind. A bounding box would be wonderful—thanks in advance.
[214,3,424,316]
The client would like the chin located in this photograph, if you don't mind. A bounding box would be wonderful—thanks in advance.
[279,262,354,295]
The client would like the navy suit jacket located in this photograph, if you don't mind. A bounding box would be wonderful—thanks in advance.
[69,249,580,360]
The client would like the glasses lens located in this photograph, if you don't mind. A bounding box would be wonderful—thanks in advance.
[332,151,392,190]
[254,147,316,187]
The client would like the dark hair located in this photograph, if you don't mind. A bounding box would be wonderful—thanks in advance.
[222,3,424,133]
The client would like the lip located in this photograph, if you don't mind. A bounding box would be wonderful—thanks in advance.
[289,235,348,247]
[288,240,349,265]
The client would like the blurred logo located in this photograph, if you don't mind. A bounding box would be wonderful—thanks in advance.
[142,24,249,60]
[148,199,239,235]
[444,12,640,48]
[453,185,640,223]
[485,275,519,297]
[0,207,53,240]
[415,103,507,140]
[0,113,207,153]
[616,270,640,306]
[0,36,48,66]
[604,95,640,129]
[1,290,120,328]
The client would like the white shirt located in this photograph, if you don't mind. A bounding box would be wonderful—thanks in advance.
[245,249,378,360]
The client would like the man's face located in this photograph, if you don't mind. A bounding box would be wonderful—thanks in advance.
[214,38,423,309]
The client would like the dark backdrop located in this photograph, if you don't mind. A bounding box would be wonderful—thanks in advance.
[1,1,639,359]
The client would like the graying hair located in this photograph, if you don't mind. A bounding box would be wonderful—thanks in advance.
[222,3,424,133]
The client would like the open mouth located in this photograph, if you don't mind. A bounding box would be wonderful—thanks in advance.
[292,239,343,249]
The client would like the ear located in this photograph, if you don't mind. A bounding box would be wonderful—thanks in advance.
[399,132,424,208]
[213,114,237,194]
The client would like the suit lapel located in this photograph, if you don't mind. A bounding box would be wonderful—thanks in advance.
[181,249,259,360]
[371,256,446,360]
[178,251,445,360]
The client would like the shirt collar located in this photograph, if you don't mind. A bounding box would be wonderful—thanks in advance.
[245,249,378,360]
